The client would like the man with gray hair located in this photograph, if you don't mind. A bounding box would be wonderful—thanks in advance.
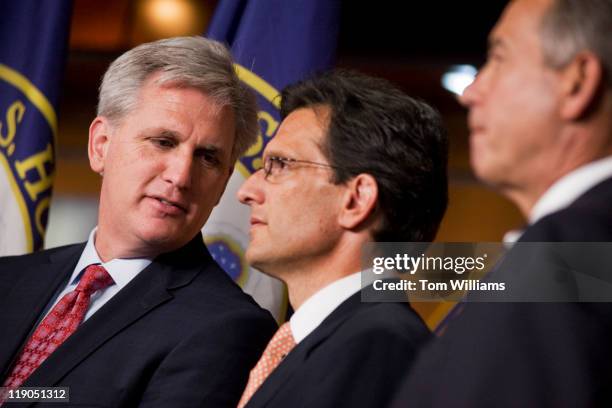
[392,0,612,406]
[0,36,276,407]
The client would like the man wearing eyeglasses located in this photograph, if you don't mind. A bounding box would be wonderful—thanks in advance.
[235,70,449,408]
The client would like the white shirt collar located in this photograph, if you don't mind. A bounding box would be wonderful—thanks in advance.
[71,228,153,289]
[289,272,362,344]
[530,156,612,224]
[505,156,612,244]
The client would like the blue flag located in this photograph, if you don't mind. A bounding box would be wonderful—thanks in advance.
[0,1,72,255]
[202,0,340,321]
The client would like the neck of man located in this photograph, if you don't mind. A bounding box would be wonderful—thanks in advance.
[276,238,365,311]
[505,125,612,219]
[94,224,163,262]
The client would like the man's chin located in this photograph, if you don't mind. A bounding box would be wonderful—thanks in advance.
[245,248,263,269]
[470,156,498,184]
[136,229,194,255]
[245,248,277,277]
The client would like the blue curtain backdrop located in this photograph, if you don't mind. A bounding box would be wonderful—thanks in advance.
[0,0,72,255]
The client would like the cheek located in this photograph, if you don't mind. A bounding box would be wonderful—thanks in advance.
[485,83,556,150]
[494,69,558,124]
[292,190,339,232]
[107,142,152,177]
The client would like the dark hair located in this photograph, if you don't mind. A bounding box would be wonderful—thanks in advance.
[280,70,448,242]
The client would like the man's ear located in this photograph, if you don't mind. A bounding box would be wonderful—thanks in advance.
[559,51,604,120]
[88,116,113,175]
[338,173,379,230]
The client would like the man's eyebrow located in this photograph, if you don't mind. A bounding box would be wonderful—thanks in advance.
[159,129,180,138]
[142,128,181,139]
[196,144,228,161]
[198,144,221,154]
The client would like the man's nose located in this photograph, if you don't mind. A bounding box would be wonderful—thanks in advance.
[163,153,193,189]
[458,71,483,108]
[237,169,265,205]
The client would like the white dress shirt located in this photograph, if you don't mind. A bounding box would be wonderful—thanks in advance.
[504,156,612,243]
[43,228,152,322]
[289,272,362,344]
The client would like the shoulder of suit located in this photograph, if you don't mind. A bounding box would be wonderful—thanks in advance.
[173,257,274,323]
[529,201,612,241]
[0,242,84,267]
[301,301,430,363]
[335,301,430,340]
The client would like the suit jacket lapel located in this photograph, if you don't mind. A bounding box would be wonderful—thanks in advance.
[247,292,363,408]
[22,234,209,389]
[0,244,83,378]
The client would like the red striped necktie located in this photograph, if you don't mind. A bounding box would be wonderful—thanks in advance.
[3,264,114,389]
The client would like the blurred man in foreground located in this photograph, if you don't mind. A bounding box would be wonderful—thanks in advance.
[393,0,612,406]
[0,36,276,407]
[236,70,449,408]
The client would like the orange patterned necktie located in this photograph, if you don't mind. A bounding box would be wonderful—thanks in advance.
[3,265,114,389]
[237,321,296,408]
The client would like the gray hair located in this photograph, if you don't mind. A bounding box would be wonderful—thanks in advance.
[98,36,259,160]
[540,0,612,88]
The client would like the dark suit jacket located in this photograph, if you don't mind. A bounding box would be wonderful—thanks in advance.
[245,289,430,408]
[0,234,277,408]
[392,177,612,408]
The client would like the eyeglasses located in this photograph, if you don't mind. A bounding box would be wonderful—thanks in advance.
[262,156,337,180]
